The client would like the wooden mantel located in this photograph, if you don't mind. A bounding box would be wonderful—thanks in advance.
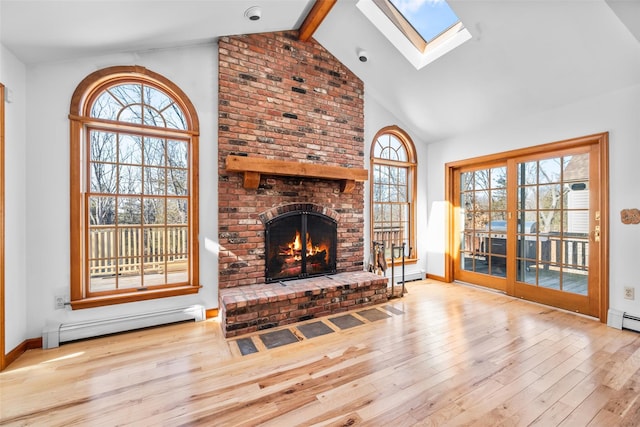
[225,155,368,193]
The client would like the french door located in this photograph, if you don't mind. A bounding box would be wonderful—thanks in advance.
[449,134,608,320]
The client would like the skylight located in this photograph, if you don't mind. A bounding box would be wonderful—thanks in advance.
[357,0,471,70]
[389,0,460,44]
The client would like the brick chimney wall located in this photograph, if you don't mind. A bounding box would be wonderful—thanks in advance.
[217,31,366,289]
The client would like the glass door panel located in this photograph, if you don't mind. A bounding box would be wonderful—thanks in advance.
[457,166,508,290]
[515,152,590,299]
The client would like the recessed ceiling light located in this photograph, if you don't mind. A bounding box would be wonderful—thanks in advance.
[245,6,262,21]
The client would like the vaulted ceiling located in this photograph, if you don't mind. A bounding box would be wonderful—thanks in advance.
[2,0,640,144]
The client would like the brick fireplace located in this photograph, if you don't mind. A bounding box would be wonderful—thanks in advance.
[217,31,387,337]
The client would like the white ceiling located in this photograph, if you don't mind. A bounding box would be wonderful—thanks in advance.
[2,0,640,144]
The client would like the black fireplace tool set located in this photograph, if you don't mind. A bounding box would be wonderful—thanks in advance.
[371,241,408,298]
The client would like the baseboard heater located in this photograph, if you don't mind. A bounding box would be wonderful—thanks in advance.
[389,271,425,284]
[607,309,640,334]
[42,304,205,349]
[623,313,640,333]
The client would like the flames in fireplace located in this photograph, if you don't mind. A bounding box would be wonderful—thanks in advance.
[265,211,337,282]
[283,231,326,261]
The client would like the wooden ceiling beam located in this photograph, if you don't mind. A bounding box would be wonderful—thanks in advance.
[298,0,337,42]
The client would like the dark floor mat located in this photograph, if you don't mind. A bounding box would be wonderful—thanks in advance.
[329,314,364,330]
[236,337,258,355]
[259,329,300,349]
[357,308,391,322]
[381,305,405,315]
[297,321,335,339]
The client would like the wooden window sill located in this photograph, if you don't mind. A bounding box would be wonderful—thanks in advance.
[70,285,201,309]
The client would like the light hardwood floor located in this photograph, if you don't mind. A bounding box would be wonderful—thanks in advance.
[2,279,640,426]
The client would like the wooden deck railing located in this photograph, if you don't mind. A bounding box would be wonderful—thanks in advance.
[373,227,405,257]
[89,225,188,277]
[464,232,589,272]
[542,232,589,271]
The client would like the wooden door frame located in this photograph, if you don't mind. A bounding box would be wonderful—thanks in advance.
[445,133,609,323]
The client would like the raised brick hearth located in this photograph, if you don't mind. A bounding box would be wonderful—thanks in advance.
[219,272,388,338]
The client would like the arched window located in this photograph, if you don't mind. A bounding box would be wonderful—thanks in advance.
[69,66,200,308]
[370,126,417,262]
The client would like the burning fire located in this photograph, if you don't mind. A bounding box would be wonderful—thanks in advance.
[286,231,325,261]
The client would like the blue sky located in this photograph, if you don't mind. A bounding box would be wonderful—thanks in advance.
[389,0,460,42]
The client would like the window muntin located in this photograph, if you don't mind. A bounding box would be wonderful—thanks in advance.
[371,127,416,261]
[70,67,199,307]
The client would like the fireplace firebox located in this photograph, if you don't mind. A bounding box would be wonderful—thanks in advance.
[265,211,337,282]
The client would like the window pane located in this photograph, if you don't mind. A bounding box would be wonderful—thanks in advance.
[144,227,166,257]
[517,186,537,210]
[539,158,561,184]
[168,140,188,168]
[164,104,187,130]
[475,190,490,211]
[90,131,117,162]
[90,162,117,194]
[518,161,537,185]
[490,167,506,188]
[119,165,142,194]
[89,196,115,225]
[143,198,165,225]
[539,210,562,233]
[117,197,142,225]
[461,171,473,191]
[119,105,142,124]
[143,106,165,127]
[119,134,142,165]
[474,170,489,190]
[396,184,407,203]
[167,226,189,255]
[144,167,166,195]
[491,188,507,210]
[145,85,172,111]
[538,184,562,210]
[564,154,589,182]
[167,168,188,196]
[111,84,142,109]
[167,198,188,225]
[88,227,115,263]
[144,138,166,166]
[91,92,120,120]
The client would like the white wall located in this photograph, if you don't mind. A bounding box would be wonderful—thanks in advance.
[19,43,219,340]
[364,92,428,282]
[1,45,29,351]
[425,83,640,316]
